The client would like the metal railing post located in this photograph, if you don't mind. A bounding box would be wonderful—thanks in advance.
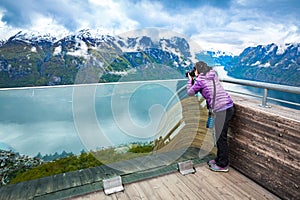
[260,88,271,108]
[216,77,300,109]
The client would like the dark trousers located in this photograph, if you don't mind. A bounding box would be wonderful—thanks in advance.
[214,106,234,167]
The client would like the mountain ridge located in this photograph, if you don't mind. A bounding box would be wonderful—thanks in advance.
[0,30,299,87]
[224,43,300,86]
[0,30,194,87]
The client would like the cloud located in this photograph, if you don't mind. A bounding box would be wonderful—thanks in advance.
[0,0,299,54]
[139,0,232,11]
[0,0,92,31]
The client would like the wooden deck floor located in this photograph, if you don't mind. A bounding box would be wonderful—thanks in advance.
[69,164,279,200]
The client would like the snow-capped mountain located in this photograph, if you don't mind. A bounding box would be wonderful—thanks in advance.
[195,50,234,67]
[0,142,15,152]
[236,43,299,68]
[8,31,58,44]
[0,29,299,87]
[0,40,4,47]
[0,29,194,87]
[195,43,299,86]
[225,43,300,86]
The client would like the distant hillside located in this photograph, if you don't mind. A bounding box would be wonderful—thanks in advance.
[196,43,300,86]
[1,143,153,186]
[0,30,193,88]
[207,43,300,86]
[224,43,300,86]
[0,30,299,87]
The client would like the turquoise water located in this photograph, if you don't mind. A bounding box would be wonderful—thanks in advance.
[1,77,298,158]
[0,80,184,157]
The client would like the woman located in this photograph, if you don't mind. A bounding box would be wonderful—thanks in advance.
[186,61,234,172]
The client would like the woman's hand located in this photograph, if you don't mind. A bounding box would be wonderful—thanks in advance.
[188,73,193,80]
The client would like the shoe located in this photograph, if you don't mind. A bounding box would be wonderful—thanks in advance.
[209,163,229,172]
[207,159,216,166]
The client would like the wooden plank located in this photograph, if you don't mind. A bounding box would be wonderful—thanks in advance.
[231,95,300,122]
[52,173,65,192]
[176,167,226,200]
[79,168,95,185]
[10,181,35,200]
[65,171,83,188]
[125,179,160,200]
[32,175,53,197]
[223,169,280,200]
[215,167,279,200]
[143,176,178,199]
[161,171,204,200]
[69,165,278,200]
[0,184,16,200]
[194,166,241,199]
[66,190,116,200]
[202,169,250,199]
[229,129,300,170]
[229,142,299,200]
[22,178,43,199]
[88,165,117,181]
[0,177,39,200]
[228,96,300,200]
[231,108,299,150]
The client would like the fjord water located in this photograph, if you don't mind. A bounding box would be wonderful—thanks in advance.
[0,87,82,156]
[214,66,300,109]
[0,81,183,157]
[0,75,298,158]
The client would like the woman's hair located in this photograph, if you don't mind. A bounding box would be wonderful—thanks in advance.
[194,61,211,75]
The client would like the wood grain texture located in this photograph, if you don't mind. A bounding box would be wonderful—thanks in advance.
[69,165,279,200]
[228,95,300,200]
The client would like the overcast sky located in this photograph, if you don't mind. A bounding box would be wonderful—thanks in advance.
[0,0,299,54]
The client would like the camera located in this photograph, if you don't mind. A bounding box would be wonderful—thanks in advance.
[185,69,195,77]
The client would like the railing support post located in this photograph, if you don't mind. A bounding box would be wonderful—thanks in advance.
[260,88,271,108]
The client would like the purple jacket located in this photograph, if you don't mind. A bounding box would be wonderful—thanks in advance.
[187,70,233,112]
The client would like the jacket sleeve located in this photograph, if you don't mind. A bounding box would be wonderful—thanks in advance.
[187,78,202,96]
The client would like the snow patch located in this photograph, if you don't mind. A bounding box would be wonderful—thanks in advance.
[0,142,15,152]
[110,71,128,75]
[276,43,289,55]
[261,62,271,67]
[251,61,261,66]
[266,44,276,55]
[66,39,89,58]
[212,50,233,57]
[31,47,36,52]
[53,46,62,56]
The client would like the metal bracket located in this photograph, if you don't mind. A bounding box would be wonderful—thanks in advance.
[178,160,196,175]
[259,88,271,108]
[103,176,124,195]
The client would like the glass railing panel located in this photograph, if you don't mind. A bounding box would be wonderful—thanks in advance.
[0,79,214,186]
